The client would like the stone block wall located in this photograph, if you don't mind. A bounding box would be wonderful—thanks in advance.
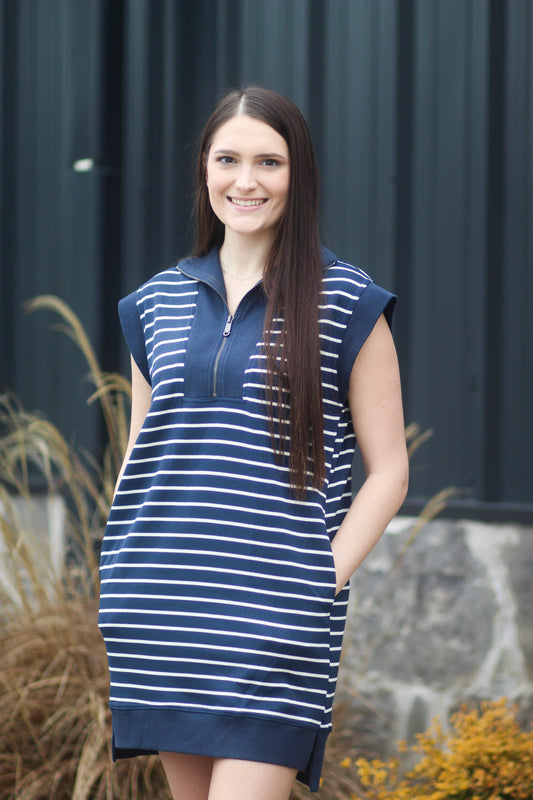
[338,517,533,754]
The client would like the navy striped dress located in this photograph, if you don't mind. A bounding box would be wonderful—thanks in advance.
[98,246,395,791]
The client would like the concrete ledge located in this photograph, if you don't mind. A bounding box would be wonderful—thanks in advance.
[0,494,65,600]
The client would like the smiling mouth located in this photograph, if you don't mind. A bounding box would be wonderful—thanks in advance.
[228,197,268,207]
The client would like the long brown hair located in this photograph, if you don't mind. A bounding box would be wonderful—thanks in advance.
[192,86,325,498]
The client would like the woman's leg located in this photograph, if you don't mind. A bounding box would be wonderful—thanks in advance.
[159,751,214,800]
[208,758,297,800]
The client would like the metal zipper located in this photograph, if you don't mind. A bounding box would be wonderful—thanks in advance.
[212,313,234,397]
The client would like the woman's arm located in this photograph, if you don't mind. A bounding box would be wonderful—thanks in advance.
[331,314,409,594]
[113,355,152,497]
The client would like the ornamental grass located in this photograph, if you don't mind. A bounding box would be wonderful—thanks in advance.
[0,296,445,799]
[0,298,167,799]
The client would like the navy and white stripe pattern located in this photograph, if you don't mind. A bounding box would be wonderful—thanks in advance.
[98,247,395,790]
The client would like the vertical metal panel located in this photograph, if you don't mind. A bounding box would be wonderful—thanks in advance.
[406,0,490,502]
[239,0,312,110]
[0,0,18,396]
[482,0,506,503]
[392,0,415,392]
[98,0,124,374]
[501,0,533,503]
[322,0,398,288]
[463,4,492,504]
[120,0,153,296]
[214,0,243,87]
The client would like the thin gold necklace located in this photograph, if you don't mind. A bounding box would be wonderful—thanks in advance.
[221,266,263,281]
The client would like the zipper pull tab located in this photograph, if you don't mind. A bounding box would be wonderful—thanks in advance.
[223,313,234,337]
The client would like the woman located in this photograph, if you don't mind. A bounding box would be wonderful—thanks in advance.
[98,86,408,800]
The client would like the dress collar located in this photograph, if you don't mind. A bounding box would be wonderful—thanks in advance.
[176,245,338,289]
[176,247,226,296]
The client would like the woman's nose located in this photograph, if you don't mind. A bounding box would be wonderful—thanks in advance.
[234,164,257,191]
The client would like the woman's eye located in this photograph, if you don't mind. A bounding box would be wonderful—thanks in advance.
[261,158,279,167]
[216,156,236,164]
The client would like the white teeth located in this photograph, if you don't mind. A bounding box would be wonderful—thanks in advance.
[230,198,265,206]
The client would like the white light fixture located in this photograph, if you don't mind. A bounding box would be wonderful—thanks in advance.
[72,158,95,172]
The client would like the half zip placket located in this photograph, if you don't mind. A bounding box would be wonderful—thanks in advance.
[212,313,234,396]
[176,251,335,398]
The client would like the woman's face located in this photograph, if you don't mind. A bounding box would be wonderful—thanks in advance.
[205,115,290,241]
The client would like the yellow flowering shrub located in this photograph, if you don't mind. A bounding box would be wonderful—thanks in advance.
[356,698,533,800]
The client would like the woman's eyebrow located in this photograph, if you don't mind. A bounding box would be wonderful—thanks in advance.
[213,148,287,159]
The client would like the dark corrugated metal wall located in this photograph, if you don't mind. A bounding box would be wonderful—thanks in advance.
[1,0,111,454]
[1,0,531,516]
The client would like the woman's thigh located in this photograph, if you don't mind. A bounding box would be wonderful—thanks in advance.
[159,751,214,800]
[208,758,297,800]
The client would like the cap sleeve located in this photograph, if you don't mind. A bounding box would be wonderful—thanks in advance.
[338,282,396,400]
[118,291,151,385]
